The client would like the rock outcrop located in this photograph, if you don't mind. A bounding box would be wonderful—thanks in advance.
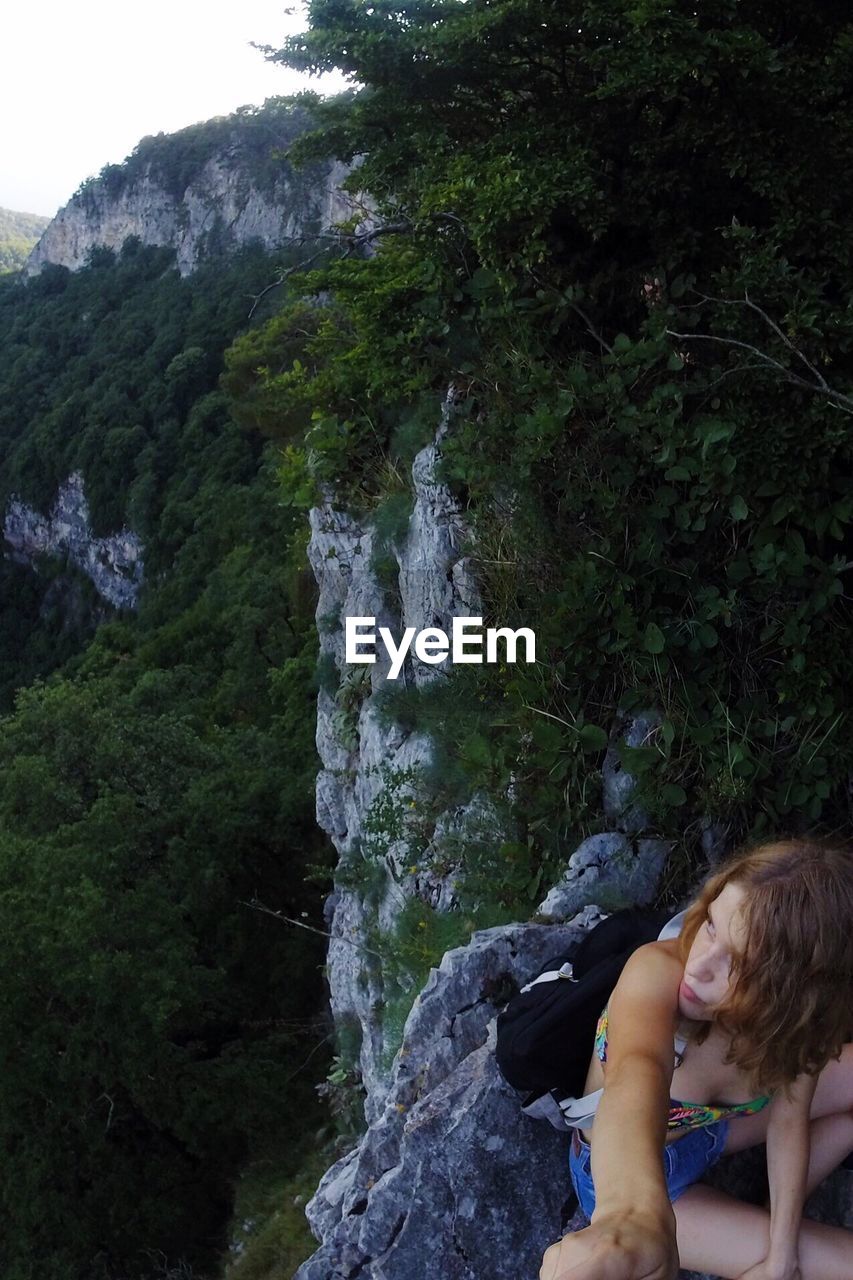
[294,910,601,1280]
[307,385,489,1120]
[25,121,357,278]
[3,471,143,609]
[297,382,679,1275]
[296,895,853,1279]
[537,831,671,921]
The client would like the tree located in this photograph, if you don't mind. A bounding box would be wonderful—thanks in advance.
[247,0,853,858]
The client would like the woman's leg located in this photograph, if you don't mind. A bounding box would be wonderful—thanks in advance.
[672,1185,852,1280]
[673,1042,853,1278]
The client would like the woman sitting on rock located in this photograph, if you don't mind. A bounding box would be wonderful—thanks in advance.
[540,837,853,1280]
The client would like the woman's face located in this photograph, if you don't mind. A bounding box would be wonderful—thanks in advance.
[679,880,749,1020]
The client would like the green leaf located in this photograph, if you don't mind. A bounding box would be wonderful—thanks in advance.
[661,782,687,806]
[699,420,735,457]
[643,622,665,654]
[617,743,660,774]
[579,724,608,752]
[462,732,491,766]
[730,495,748,521]
[531,719,563,751]
[726,556,751,582]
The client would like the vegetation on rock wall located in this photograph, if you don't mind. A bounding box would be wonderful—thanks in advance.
[233,0,853,998]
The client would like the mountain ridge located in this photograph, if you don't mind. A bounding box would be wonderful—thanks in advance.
[24,97,356,278]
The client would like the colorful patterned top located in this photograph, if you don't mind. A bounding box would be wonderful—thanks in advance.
[594,1004,773,1131]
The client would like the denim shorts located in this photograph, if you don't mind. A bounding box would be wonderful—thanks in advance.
[569,1120,730,1220]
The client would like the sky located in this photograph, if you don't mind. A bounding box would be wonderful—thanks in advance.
[2,2,350,218]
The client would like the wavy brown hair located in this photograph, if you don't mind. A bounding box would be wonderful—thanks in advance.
[678,837,853,1092]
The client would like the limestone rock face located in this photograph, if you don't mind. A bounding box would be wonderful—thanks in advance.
[601,708,660,832]
[300,383,680,1273]
[25,154,355,278]
[307,386,488,1120]
[294,911,601,1280]
[536,831,671,920]
[3,471,143,609]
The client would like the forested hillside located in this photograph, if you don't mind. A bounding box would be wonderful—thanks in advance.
[0,207,50,272]
[0,233,338,1277]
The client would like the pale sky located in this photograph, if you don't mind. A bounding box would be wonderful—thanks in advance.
[2,2,350,217]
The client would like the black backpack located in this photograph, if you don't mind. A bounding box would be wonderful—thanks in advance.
[495,907,680,1129]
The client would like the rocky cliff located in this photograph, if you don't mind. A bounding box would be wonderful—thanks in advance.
[295,387,667,1276]
[296,387,853,1278]
[24,101,357,278]
[307,385,489,1120]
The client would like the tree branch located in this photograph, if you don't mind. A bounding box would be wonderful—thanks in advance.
[666,288,853,412]
[246,220,414,319]
[664,328,853,416]
[691,290,831,390]
[240,898,384,959]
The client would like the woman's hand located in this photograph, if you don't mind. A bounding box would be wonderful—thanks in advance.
[540,1208,679,1280]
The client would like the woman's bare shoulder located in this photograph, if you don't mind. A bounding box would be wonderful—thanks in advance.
[603,940,684,1070]
[609,939,684,1011]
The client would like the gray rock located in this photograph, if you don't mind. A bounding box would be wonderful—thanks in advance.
[537,833,670,920]
[396,384,480,688]
[699,817,730,869]
[307,387,488,1117]
[296,911,602,1278]
[602,710,661,832]
[410,790,509,913]
[4,471,143,609]
[25,152,358,278]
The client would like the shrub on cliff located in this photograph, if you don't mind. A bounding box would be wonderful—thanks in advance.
[240,1,853,869]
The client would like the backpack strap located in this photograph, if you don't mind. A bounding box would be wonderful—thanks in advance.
[520,1087,604,1130]
[657,908,687,942]
[519,960,577,993]
[520,910,687,996]
[523,909,689,1131]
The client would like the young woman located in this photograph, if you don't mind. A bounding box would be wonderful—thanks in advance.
[540,837,853,1280]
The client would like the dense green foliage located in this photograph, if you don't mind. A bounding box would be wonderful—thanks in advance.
[244,1,853,932]
[0,206,49,273]
[0,236,338,1277]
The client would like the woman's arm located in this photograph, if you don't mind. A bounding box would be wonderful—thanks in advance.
[737,1073,817,1280]
[540,943,684,1280]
